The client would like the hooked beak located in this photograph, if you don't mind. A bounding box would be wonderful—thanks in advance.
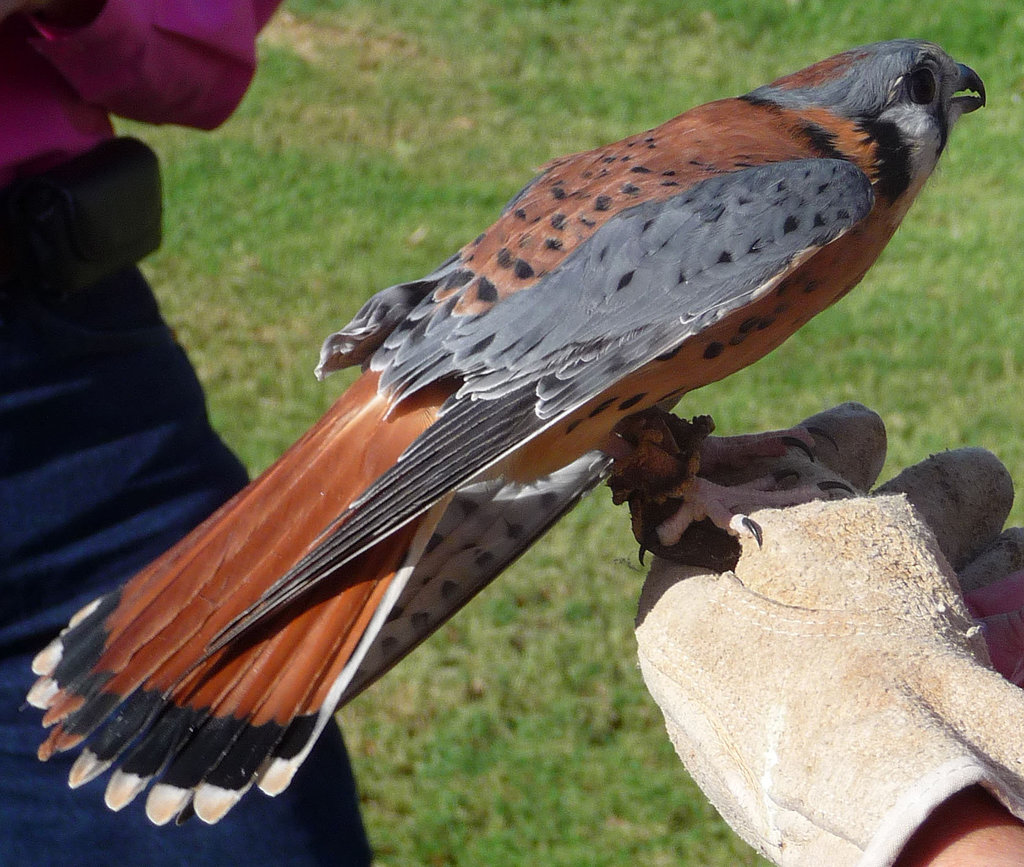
[950,62,986,122]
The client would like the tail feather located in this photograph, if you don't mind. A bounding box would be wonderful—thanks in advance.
[29,376,606,822]
[28,370,440,821]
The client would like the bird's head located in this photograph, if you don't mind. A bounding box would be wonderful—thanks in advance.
[744,40,985,201]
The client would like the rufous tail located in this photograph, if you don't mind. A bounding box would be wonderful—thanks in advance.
[27,370,439,824]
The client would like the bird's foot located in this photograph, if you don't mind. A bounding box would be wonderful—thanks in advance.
[652,473,850,548]
[607,408,855,570]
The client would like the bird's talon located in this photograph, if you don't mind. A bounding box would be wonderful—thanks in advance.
[780,435,815,461]
[818,479,855,496]
[727,513,763,546]
[742,516,763,547]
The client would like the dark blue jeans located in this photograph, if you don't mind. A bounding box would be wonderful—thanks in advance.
[0,268,371,865]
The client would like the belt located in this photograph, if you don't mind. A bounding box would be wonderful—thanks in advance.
[0,139,162,298]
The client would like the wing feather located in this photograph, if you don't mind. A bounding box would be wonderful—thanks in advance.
[221,158,873,641]
[339,449,613,702]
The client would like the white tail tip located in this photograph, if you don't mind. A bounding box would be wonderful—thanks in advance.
[68,749,111,789]
[193,783,244,824]
[31,638,63,677]
[145,783,192,826]
[68,596,103,629]
[26,677,59,710]
[105,770,150,812]
[257,757,299,796]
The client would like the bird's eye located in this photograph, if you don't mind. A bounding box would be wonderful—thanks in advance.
[907,67,937,105]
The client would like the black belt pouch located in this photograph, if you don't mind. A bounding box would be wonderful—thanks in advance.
[3,137,162,297]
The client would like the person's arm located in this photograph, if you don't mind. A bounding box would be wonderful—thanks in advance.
[896,788,1024,867]
[21,0,281,129]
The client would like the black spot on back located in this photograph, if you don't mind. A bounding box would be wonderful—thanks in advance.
[594,195,612,211]
[514,258,535,279]
[704,341,724,359]
[477,276,499,302]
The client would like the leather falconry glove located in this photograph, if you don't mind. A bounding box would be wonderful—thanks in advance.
[635,403,1024,867]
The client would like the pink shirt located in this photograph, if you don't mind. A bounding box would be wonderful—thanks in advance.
[0,0,280,188]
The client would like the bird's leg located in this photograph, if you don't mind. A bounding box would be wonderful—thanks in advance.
[606,408,854,569]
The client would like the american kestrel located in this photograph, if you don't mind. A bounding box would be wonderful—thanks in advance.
[28,39,984,825]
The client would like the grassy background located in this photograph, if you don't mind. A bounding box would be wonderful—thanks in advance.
[122,2,1023,863]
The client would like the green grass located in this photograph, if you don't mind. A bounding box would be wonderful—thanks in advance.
[120,2,1024,862]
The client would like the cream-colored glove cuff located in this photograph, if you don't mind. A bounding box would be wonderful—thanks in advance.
[637,473,1024,865]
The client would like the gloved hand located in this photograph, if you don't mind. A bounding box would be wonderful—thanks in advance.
[634,402,1024,867]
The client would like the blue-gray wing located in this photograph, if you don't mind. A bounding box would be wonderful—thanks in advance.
[237,158,873,627]
[368,158,872,421]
